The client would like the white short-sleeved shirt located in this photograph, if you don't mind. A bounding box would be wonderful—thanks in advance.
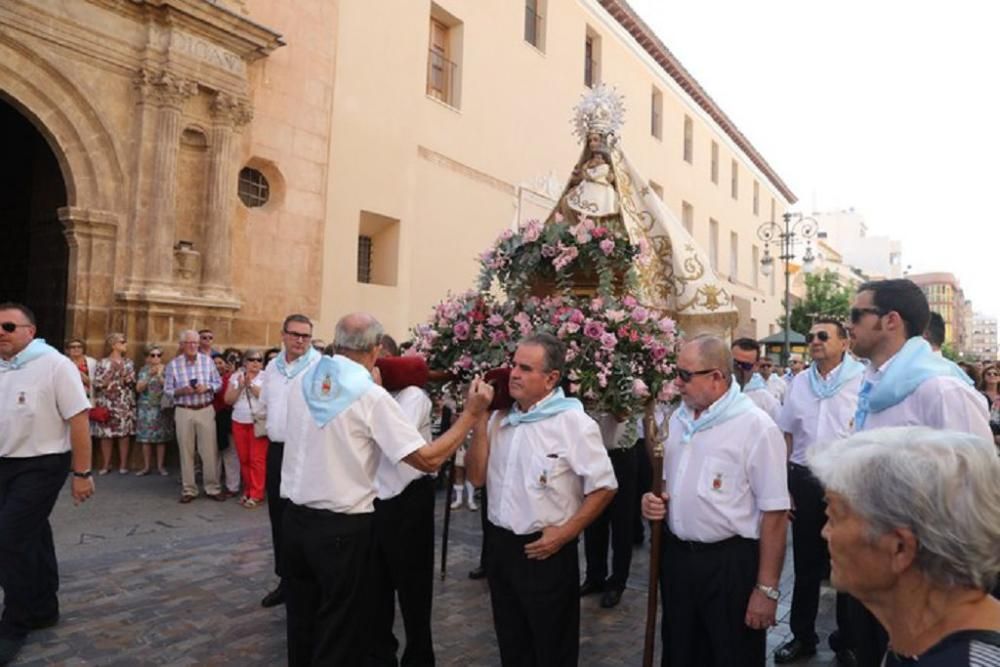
[230,373,265,424]
[778,363,863,465]
[765,374,786,404]
[859,354,992,438]
[281,374,425,513]
[662,404,790,543]
[0,351,91,458]
[259,353,320,443]
[376,386,433,500]
[745,387,781,424]
[487,397,618,536]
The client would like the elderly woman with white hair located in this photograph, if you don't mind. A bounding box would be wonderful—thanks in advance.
[809,426,1000,665]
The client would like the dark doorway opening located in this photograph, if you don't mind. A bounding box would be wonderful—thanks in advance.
[0,98,69,345]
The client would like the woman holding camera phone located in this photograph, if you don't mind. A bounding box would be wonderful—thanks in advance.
[224,349,268,508]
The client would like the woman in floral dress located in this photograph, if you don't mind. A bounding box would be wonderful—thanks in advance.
[92,332,137,474]
[135,344,174,476]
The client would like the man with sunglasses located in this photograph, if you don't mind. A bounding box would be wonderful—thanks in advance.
[257,314,321,609]
[773,318,864,664]
[642,334,789,667]
[0,302,94,665]
[842,279,992,667]
[197,329,216,357]
[731,338,782,424]
[758,357,786,404]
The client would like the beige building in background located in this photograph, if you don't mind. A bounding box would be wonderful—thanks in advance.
[909,272,967,350]
[1,0,794,352]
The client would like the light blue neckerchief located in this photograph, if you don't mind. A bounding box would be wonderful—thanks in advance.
[743,373,767,393]
[502,387,584,426]
[0,338,59,372]
[301,355,375,427]
[676,380,755,444]
[275,346,320,379]
[808,355,865,400]
[853,337,972,430]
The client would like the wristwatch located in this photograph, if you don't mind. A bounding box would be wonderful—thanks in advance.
[755,583,780,601]
[72,470,93,479]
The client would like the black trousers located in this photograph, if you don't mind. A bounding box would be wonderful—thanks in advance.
[788,462,830,644]
[660,531,764,667]
[282,504,374,666]
[584,445,638,589]
[0,452,70,639]
[369,476,436,667]
[266,440,289,579]
[485,522,580,666]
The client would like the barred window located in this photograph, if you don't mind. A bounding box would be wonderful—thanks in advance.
[238,168,269,208]
[357,235,373,284]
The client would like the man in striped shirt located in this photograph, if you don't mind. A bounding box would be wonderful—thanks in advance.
[165,329,223,503]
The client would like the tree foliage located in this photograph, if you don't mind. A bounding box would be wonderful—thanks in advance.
[777,270,853,334]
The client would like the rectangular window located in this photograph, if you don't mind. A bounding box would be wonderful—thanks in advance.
[358,211,400,286]
[651,87,663,139]
[709,218,719,270]
[683,115,693,163]
[682,201,694,234]
[710,141,719,184]
[753,181,760,215]
[752,245,760,289]
[730,159,738,199]
[524,0,545,50]
[730,231,739,280]
[584,28,601,88]
[649,180,664,200]
[427,6,463,107]
[357,236,373,284]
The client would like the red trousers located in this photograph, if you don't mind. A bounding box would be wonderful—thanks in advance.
[232,421,269,501]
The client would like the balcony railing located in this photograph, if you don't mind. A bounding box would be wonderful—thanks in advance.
[524,5,544,47]
[427,49,458,106]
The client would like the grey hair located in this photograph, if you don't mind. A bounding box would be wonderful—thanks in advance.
[685,334,733,385]
[333,313,384,352]
[808,426,1000,592]
[519,332,566,376]
[178,329,199,344]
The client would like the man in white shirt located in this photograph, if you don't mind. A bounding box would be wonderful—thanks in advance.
[257,314,320,609]
[759,357,786,404]
[280,313,493,666]
[773,318,863,665]
[732,337,782,423]
[844,279,992,667]
[369,346,437,667]
[466,332,617,666]
[642,334,789,667]
[0,303,94,665]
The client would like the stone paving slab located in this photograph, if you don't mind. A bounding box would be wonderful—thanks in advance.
[5,475,840,665]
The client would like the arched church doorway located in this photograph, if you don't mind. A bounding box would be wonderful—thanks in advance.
[0,97,69,345]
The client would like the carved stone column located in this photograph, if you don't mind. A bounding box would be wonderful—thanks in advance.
[59,207,119,343]
[135,69,197,291]
[202,92,252,298]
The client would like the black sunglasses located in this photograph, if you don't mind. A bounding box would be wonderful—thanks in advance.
[850,307,885,324]
[246,357,263,362]
[149,352,162,358]
[676,367,718,383]
[733,360,755,372]
[1,322,31,333]
[284,330,312,340]
[806,331,831,343]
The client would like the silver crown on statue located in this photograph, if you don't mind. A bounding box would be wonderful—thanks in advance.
[572,83,626,143]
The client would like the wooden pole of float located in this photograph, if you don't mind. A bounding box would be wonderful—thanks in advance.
[642,401,667,667]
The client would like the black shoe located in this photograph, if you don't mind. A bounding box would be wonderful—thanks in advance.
[600,588,624,608]
[774,638,818,664]
[579,580,603,597]
[468,566,486,580]
[25,613,59,630]
[260,586,285,608]
[0,636,24,665]
[835,649,859,667]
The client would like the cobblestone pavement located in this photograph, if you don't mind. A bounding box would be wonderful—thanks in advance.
[7,473,841,665]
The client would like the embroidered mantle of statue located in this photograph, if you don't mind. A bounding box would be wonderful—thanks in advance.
[550,85,737,328]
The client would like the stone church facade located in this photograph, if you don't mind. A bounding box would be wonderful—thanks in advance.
[0,0,335,353]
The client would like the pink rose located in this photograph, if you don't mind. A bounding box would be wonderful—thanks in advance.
[630,306,649,324]
[658,317,676,334]
[583,320,605,339]
[453,321,470,341]
[487,314,504,327]
[569,309,585,324]
[623,296,638,308]
[632,378,650,398]
[600,332,618,351]
[599,239,615,256]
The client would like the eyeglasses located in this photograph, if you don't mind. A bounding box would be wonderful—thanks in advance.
[986,370,1000,377]
[850,307,886,324]
[200,334,214,340]
[676,367,718,383]
[67,344,83,349]
[733,360,755,372]
[806,331,831,343]
[1,322,31,333]
[284,330,312,340]
[246,357,263,362]
[149,352,162,358]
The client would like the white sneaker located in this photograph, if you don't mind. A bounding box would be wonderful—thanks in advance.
[467,494,479,511]
[450,486,464,510]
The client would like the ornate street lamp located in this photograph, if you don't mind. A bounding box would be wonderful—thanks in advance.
[758,212,820,366]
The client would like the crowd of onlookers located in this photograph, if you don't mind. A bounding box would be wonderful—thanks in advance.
[64,328,306,505]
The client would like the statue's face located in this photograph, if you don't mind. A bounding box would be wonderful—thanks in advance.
[587,133,604,152]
